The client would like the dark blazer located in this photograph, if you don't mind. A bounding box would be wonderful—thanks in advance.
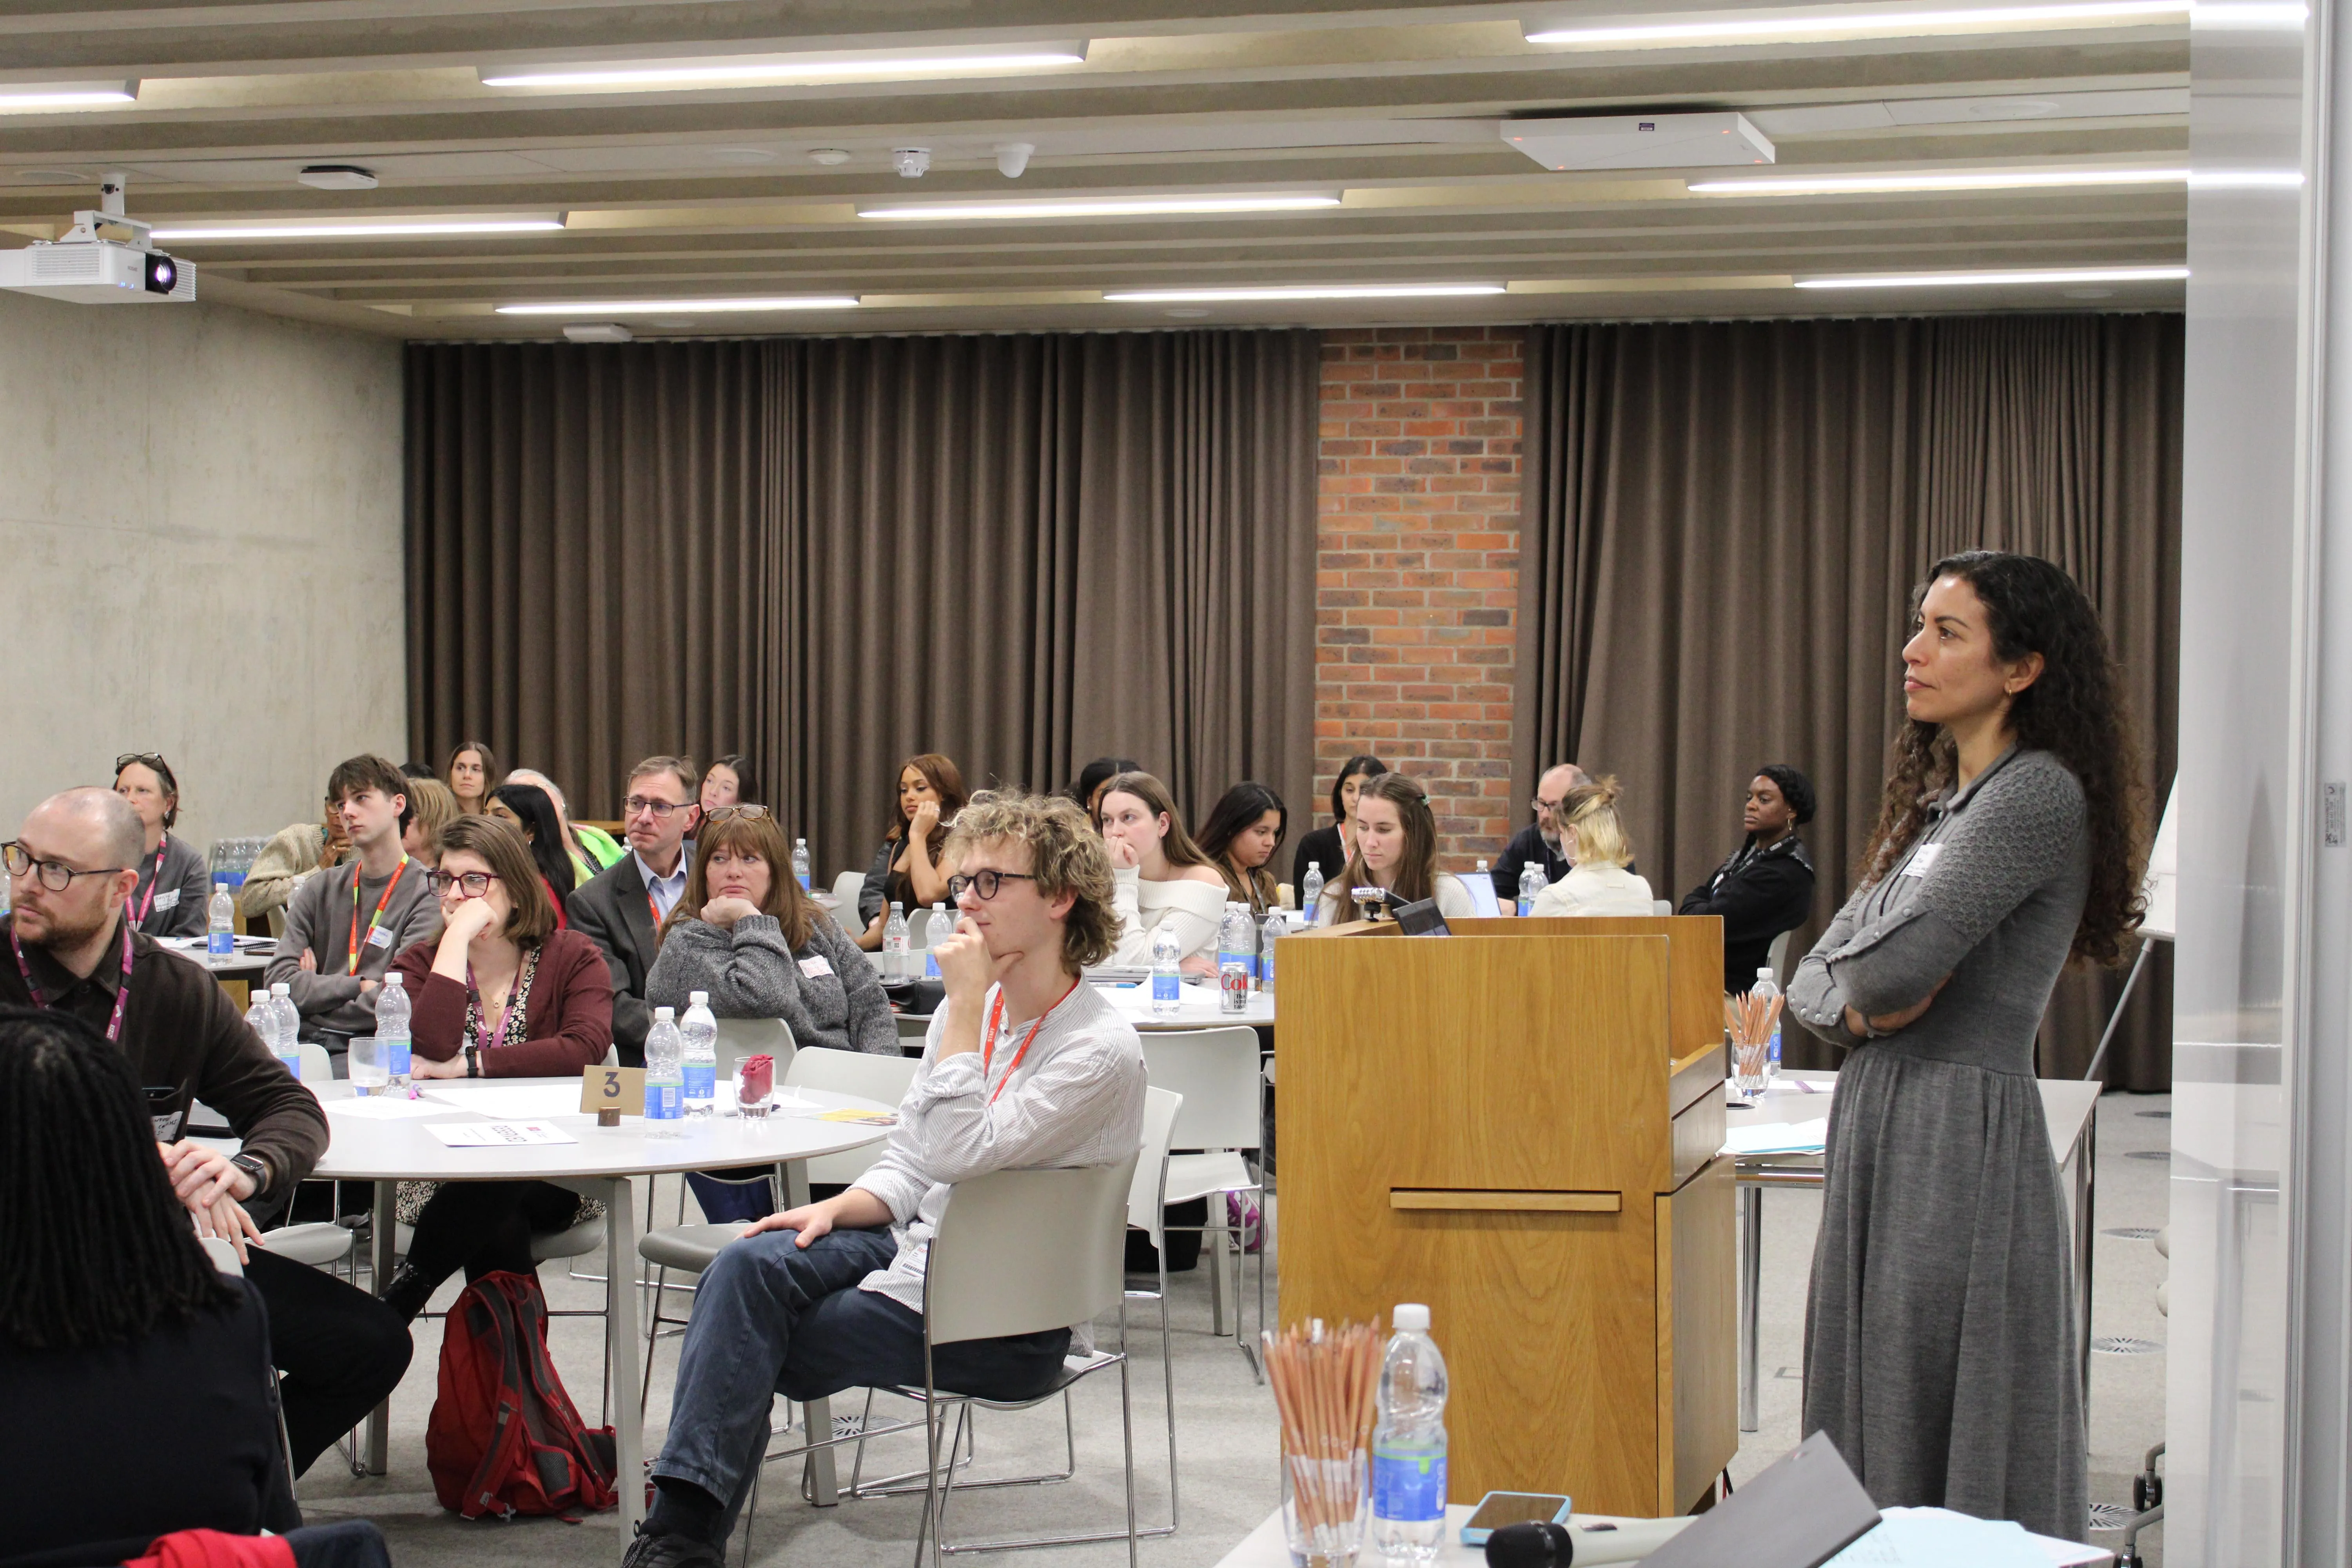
[1490,822,1572,902]
[1678,833,1816,993]
[391,927,615,1077]
[566,857,660,1067]
[1290,824,1345,896]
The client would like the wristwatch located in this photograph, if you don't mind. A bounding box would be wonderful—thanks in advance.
[229,1152,270,1198]
[463,1044,481,1078]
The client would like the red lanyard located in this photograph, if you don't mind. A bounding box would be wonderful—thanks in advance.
[981,978,1079,1104]
[11,919,134,1043]
[129,836,169,926]
[347,857,409,973]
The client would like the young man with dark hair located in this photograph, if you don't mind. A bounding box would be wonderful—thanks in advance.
[265,754,442,1058]
[626,791,1145,1568]
[568,754,701,1067]
[1,786,411,1475]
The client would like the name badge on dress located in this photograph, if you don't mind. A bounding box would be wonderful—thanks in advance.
[799,955,835,978]
[367,924,395,948]
[154,888,180,910]
[1900,843,1944,877]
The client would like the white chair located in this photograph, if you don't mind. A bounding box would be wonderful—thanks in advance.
[829,871,868,936]
[712,1016,795,1082]
[298,1040,334,1086]
[1766,929,1796,990]
[742,1160,1145,1568]
[1140,1027,1267,1379]
[906,906,938,949]
[1652,899,1673,916]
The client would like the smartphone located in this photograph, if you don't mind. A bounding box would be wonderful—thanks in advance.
[1459,1490,1573,1546]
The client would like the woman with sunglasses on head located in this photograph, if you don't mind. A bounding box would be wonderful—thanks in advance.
[111,751,210,940]
[1195,782,1289,916]
[853,753,969,950]
[377,815,613,1322]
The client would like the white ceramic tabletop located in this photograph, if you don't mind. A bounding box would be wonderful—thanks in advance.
[306,1077,893,1180]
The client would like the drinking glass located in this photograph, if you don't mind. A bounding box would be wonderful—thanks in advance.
[348,1034,388,1093]
[735,1058,774,1119]
[1733,1038,1771,1098]
[1280,1446,1368,1568]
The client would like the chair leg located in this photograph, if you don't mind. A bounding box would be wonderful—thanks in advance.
[639,1263,670,1417]
[1159,1254,1180,1527]
[740,1455,762,1568]
[1119,1299,1139,1568]
[1208,1209,1229,1337]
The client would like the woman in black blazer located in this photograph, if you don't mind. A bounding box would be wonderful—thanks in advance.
[1291,753,1387,895]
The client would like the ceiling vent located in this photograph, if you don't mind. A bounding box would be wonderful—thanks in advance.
[1502,112,1775,171]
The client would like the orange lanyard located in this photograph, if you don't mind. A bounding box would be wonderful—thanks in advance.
[982,979,1079,1104]
[347,856,409,973]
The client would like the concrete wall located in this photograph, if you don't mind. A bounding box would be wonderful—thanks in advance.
[0,290,405,854]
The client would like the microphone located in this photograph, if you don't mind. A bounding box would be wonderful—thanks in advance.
[1484,1521,1574,1568]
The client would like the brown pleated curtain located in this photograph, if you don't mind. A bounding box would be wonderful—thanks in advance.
[1512,314,2181,1088]
[405,330,1320,894]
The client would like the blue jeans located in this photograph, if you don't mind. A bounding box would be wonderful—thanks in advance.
[652,1226,1071,1541]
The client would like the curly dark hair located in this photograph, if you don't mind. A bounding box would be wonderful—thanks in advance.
[1860,551,2147,965]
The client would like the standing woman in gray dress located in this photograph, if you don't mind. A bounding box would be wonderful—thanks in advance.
[1789,552,2146,1540]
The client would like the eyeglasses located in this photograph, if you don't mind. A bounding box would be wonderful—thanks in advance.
[1533,796,1567,816]
[2,842,129,891]
[623,796,695,819]
[427,870,500,898]
[948,869,1037,902]
[703,804,769,824]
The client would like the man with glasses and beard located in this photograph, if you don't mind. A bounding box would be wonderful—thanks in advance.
[1490,762,1589,903]
[1,786,411,1477]
[568,755,702,1067]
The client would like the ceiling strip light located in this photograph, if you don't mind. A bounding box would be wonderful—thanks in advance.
[1793,265,2189,287]
[860,194,1342,221]
[2189,168,2305,188]
[1104,284,1506,303]
[495,296,860,316]
[0,82,137,109]
[1526,1,2189,46]
[481,52,1083,89]
[150,218,565,241]
[1690,167,2187,195]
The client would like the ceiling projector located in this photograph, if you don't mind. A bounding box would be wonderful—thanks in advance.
[0,172,195,305]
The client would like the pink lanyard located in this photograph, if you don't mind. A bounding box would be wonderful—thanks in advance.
[129,836,169,926]
[11,919,134,1042]
[466,961,521,1058]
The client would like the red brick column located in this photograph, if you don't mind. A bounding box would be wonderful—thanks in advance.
[1314,326,1526,868]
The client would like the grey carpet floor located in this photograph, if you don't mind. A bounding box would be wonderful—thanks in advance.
[296,1093,2171,1567]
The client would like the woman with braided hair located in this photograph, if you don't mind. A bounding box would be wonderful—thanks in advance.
[1789,552,2147,1540]
[0,1004,299,1559]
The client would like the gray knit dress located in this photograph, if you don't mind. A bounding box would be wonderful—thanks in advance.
[1787,746,2088,1541]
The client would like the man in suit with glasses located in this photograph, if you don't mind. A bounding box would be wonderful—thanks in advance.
[567,755,701,1067]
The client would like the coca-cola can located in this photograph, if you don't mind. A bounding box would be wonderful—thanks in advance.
[1219,962,1250,1013]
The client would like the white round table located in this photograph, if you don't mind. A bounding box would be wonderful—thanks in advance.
[1093,980,1275,1030]
[310,1077,894,1530]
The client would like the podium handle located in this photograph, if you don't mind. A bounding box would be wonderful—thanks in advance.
[1389,1189,1621,1214]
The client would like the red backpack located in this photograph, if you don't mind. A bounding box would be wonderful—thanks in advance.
[426,1270,619,1519]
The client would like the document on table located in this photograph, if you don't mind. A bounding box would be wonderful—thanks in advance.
[426,1120,578,1147]
[1722,1121,1829,1156]
[1822,1508,2077,1568]
[327,1094,452,1120]
[421,1083,587,1120]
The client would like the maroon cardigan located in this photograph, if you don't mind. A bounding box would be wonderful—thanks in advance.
[389,926,613,1078]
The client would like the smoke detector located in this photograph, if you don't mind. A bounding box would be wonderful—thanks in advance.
[994,142,1035,178]
[298,164,378,191]
[891,147,932,179]
[563,322,632,343]
[808,148,851,166]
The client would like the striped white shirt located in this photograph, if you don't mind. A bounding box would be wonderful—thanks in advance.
[851,977,1146,1314]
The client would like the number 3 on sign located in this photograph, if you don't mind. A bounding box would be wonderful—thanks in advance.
[580,1064,646,1116]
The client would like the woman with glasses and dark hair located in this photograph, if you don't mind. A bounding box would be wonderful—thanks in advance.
[0,1004,300,1561]
[488,781,576,930]
[378,814,613,1322]
[1679,765,1818,993]
[1194,782,1289,916]
[853,753,969,949]
[1290,753,1387,898]
[111,751,209,939]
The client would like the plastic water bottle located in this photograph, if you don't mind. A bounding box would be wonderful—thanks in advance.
[884,901,911,978]
[376,973,412,1090]
[1372,1304,1450,1566]
[792,838,812,892]
[1300,861,1325,925]
[269,982,301,1055]
[247,994,300,1080]
[680,991,718,1117]
[1217,900,1258,982]
[207,882,235,957]
[1517,862,1546,918]
[1753,967,1783,1084]
[1150,924,1183,1016]
[1259,910,1283,993]
[924,902,948,979]
[644,1007,684,1132]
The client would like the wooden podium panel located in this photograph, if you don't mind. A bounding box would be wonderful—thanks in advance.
[1279,920,1735,1518]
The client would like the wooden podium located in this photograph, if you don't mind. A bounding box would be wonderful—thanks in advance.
[1277,915,1736,1517]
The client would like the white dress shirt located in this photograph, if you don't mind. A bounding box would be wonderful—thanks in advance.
[635,848,691,922]
[851,977,1147,1316]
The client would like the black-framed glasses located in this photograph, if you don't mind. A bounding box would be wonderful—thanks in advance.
[703,804,770,824]
[1533,796,1567,817]
[623,796,695,818]
[948,870,1038,902]
[2,842,129,891]
[427,869,500,898]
